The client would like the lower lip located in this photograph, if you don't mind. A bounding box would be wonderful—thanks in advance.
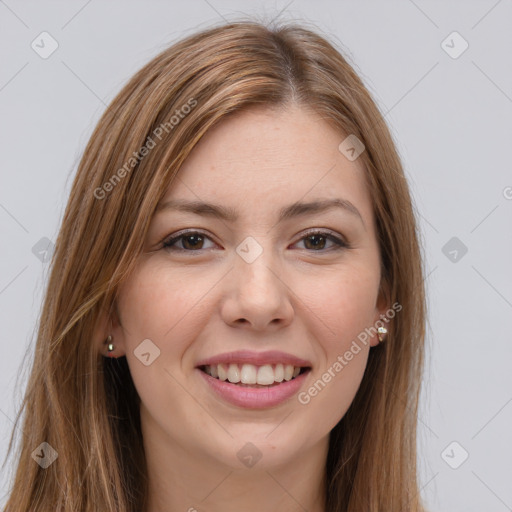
[197,368,310,409]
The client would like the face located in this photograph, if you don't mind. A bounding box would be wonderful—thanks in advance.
[107,105,388,472]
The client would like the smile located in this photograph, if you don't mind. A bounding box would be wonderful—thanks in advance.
[197,365,312,409]
[200,363,309,387]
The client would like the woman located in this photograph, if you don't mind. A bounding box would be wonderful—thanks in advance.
[3,19,428,512]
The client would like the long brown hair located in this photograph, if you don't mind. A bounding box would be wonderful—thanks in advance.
[2,19,427,511]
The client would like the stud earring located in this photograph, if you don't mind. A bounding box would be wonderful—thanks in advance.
[377,326,388,343]
[105,335,115,357]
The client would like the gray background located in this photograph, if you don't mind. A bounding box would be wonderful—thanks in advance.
[1,1,511,510]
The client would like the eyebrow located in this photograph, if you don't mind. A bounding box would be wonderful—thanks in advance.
[155,198,365,227]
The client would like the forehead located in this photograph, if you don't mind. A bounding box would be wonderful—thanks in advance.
[161,105,373,224]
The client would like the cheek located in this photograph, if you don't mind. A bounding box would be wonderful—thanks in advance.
[297,259,381,346]
[115,263,202,417]
[117,261,207,343]
[297,266,377,428]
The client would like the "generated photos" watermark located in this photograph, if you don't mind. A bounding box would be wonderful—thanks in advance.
[94,98,197,200]
[298,301,402,405]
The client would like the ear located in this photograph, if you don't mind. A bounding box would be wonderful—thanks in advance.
[369,282,391,348]
[94,300,127,358]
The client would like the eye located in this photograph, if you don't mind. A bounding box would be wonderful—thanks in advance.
[162,229,349,253]
[292,230,349,252]
[162,230,215,252]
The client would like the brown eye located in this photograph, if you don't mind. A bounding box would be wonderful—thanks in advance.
[303,234,328,250]
[163,232,214,251]
[295,231,348,252]
[181,234,205,250]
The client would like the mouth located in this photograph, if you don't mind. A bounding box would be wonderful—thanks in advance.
[198,363,311,388]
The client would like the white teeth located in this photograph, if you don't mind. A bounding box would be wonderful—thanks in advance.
[203,362,305,385]
[256,365,275,385]
[240,364,257,384]
[227,363,241,383]
[284,364,294,381]
[274,363,284,382]
[217,364,227,381]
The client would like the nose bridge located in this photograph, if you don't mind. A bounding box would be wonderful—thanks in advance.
[234,235,280,292]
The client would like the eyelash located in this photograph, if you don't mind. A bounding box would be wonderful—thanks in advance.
[162,229,349,253]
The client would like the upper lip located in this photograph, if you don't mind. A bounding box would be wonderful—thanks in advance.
[196,350,312,368]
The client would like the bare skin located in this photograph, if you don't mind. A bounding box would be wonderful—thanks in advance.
[97,104,389,512]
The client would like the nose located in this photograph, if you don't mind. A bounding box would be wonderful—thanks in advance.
[220,245,294,331]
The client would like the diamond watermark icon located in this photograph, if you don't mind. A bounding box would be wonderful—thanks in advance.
[134,338,161,366]
[338,134,365,161]
[441,441,469,469]
[32,237,55,263]
[31,31,59,59]
[237,442,262,468]
[31,442,58,469]
[442,236,468,263]
[236,236,263,264]
[441,31,469,59]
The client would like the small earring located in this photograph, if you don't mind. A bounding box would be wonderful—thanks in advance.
[106,335,115,357]
[377,326,387,343]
